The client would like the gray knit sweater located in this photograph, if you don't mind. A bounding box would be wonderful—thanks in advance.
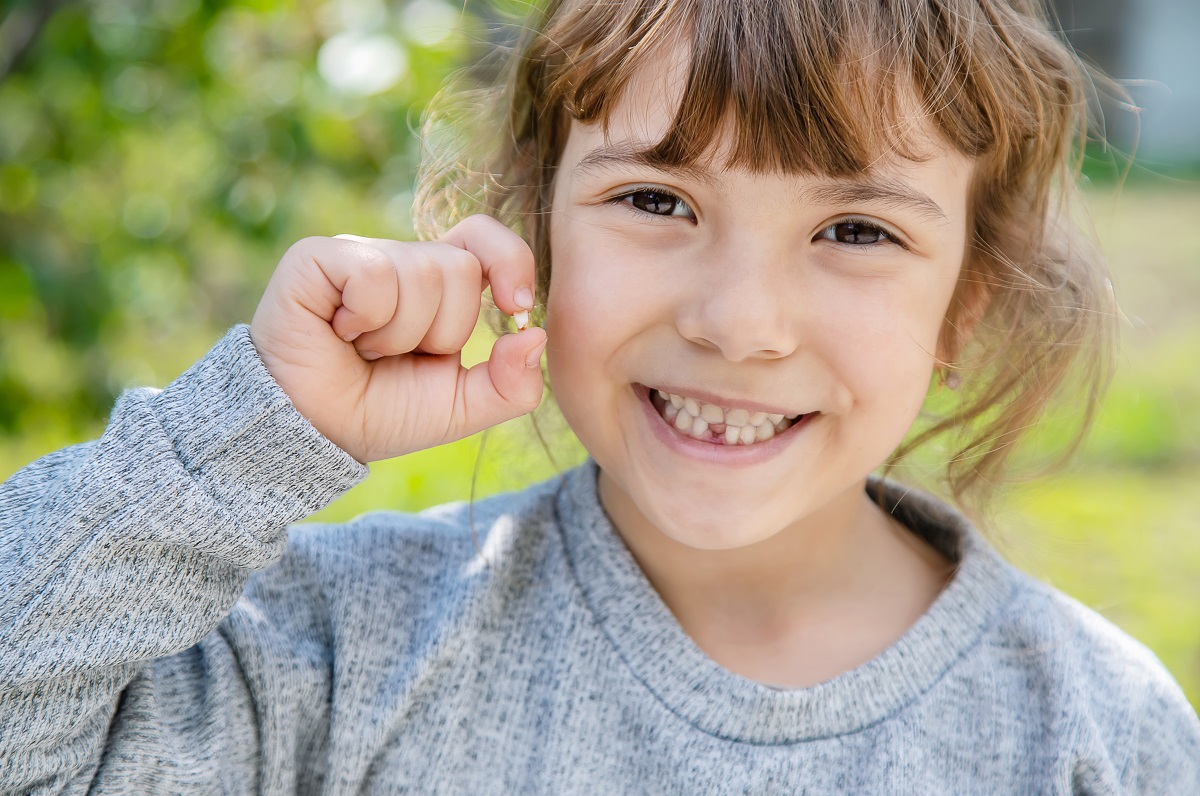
[1,325,1197,795]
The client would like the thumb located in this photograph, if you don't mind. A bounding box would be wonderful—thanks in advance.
[452,328,547,437]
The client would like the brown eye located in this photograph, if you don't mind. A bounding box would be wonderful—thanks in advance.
[620,189,694,219]
[833,221,885,244]
[816,219,899,247]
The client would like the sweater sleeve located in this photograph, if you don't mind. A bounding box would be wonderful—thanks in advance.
[0,325,367,793]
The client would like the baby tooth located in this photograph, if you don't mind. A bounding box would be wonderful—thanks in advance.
[691,417,709,437]
[664,404,679,422]
[726,408,750,426]
[674,411,692,431]
[513,310,530,331]
[767,413,784,425]
[725,426,740,445]
[683,397,700,417]
[739,425,756,445]
[749,412,767,427]
[700,403,724,424]
[669,393,684,409]
[756,422,775,441]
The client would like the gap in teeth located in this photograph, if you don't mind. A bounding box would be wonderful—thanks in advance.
[653,389,796,445]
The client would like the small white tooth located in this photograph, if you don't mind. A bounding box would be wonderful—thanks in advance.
[749,412,767,427]
[726,408,750,426]
[776,417,793,432]
[739,425,756,445]
[683,397,700,417]
[691,417,708,437]
[674,411,692,431]
[699,403,724,424]
[756,422,775,441]
[664,404,679,422]
[669,393,684,409]
[767,413,784,424]
[725,426,740,445]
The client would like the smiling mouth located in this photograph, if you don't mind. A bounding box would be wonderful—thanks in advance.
[648,388,807,446]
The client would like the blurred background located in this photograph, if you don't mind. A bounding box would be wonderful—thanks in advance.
[1,0,1197,708]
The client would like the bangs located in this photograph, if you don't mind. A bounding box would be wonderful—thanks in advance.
[530,0,1062,177]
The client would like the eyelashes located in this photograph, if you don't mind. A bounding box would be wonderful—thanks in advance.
[608,187,694,220]
[606,188,908,250]
[814,217,908,251]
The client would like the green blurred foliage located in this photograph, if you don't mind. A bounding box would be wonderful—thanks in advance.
[0,0,475,436]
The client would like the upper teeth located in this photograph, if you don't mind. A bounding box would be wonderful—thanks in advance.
[654,389,799,445]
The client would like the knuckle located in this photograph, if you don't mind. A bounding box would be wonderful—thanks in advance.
[458,215,530,255]
[459,213,497,232]
[389,247,440,295]
[357,249,393,277]
[401,245,437,275]
[441,244,483,278]
[285,235,326,260]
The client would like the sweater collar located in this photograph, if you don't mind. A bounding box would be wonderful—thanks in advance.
[555,460,1019,743]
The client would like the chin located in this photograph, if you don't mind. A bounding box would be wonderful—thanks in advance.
[641,493,780,551]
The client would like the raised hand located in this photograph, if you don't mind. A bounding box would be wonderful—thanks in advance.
[249,215,547,463]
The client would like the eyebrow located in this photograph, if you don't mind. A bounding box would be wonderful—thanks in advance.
[571,144,948,224]
[795,179,948,224]
[571,143,718,187]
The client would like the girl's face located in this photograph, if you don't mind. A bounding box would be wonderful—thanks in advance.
[545,59,974,551]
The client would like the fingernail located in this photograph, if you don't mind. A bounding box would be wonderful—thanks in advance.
[524,338,547,368]
[514,286,534,310]
[360,350,384,361]
[342,331,361,343]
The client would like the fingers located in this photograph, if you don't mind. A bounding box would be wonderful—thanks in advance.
[332,217,536,360]
[276,236,400,342]
[331,236,483,357]
[439,215,536,316]
[452,327,548,437]
[254,223,545,462]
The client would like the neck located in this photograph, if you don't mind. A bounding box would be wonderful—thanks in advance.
[600,474,865,616]
[597,471,952,646]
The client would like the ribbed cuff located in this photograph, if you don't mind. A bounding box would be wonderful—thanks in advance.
[152,324,368,558]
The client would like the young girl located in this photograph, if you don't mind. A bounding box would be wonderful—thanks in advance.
[2,0,1197,792]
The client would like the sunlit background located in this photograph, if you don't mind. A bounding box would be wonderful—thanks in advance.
[1,0,1197,708]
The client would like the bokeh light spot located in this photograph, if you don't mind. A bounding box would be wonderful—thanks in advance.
[401,0,462,48]
[318,32,408,97]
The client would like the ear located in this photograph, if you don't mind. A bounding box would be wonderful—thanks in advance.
[937,265,991,365]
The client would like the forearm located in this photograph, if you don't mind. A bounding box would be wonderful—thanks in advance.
[0,325,366,790]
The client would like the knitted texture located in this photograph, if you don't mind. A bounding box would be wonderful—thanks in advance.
[2,325,1197,794]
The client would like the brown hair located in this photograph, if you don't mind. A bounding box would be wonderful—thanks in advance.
[416,0,1119,514]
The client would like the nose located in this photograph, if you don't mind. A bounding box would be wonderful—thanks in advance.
[674,242,800,362]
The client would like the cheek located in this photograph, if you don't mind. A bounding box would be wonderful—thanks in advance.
[818,273,955,399]
[545,217,665,347]
[544,252,610,353]
[542,245,622,409]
